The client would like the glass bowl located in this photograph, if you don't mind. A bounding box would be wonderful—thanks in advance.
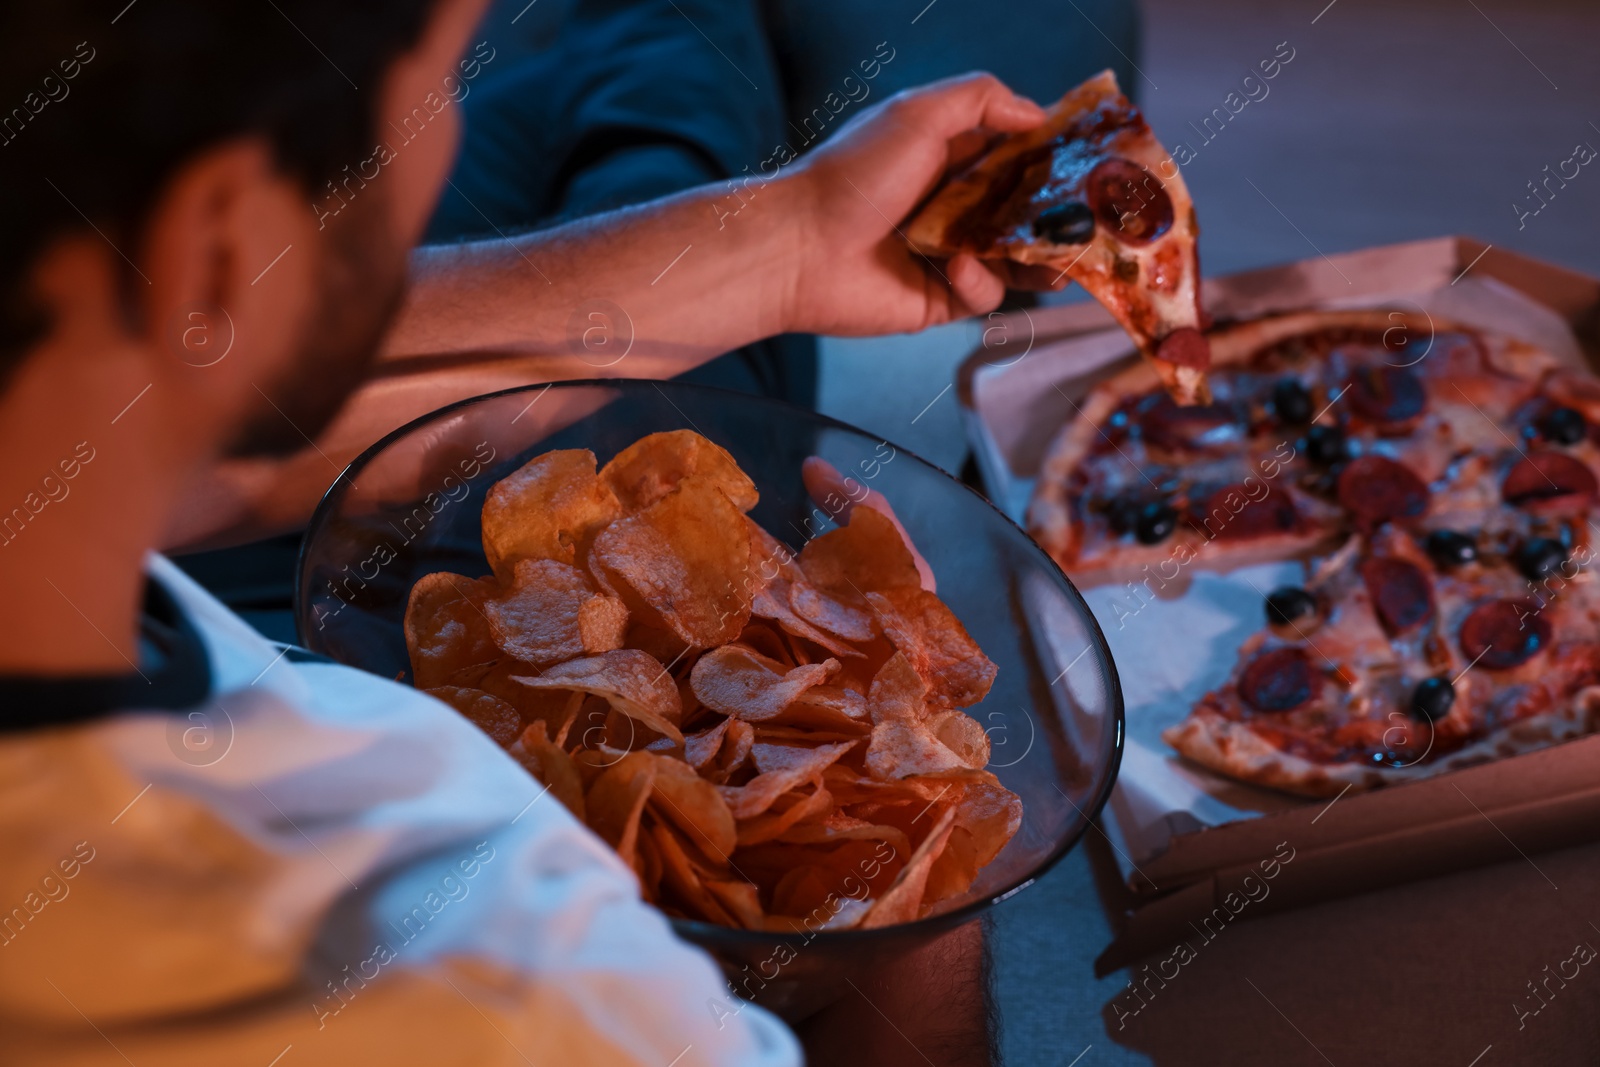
[295,379,1123,1020]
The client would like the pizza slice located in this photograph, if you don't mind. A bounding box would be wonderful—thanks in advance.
[905,70,1209,404]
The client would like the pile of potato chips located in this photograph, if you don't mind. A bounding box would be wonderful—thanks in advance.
[404,430,1022,932]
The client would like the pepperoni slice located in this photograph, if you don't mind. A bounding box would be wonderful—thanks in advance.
[1085,159,1174,245]
[1189,483,1299,541]
[1459,599,1550,670]
[1347,365,1426,424]
[1238,647,1316,712]
[1157,327,1211,370]
[1359,557,1434,635]
[1501,450,1598,516]
[1336,455,1429,530]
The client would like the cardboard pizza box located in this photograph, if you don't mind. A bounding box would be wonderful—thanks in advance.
[954,236,1600,969]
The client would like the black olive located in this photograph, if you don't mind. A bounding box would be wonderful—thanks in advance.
[1410,676,1455,721]
[1032,201,1097,245]
[1540,406,1587,446]
[1305,424,1347,466]
[1105,496,1143,535]
[1271,379,1313,425]
[1515,537,1567,582]
[1265,586,1317,626]
[1423,529,1478,568]
[1134,502,1178,544]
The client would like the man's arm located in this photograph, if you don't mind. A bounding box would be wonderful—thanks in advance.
[171,74,1055,550]
[382,73,1055,369]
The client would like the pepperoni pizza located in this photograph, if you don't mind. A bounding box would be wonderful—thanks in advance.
[1030,308,1600,795]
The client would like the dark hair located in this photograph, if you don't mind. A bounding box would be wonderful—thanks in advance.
[0,0,439,374]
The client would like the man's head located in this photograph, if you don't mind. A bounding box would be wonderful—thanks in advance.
[0,0,484,460]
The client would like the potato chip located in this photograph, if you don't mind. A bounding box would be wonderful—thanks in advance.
[482,449,620,579]
[808,838,905,899]
[592,479,752,649]
[927,709,991,769]
[863,655,977,779]
[405,573,500,689]
[923,778,1022,905]
[781,685,870,733]
[709,719,754,783]
[923,828,983,907]
[798,505,921,599]
[866,652,928,725]
[570,747,613,790]
[634,826,664,900]
[736,781,832,846]
[752,581,859,658]
[604,707,663,753]
[787,581,875,644]
[952,777,1022,869]
[860,806,957,929]
[600,430,759,514]
[866,588,997,709]
[512,649,684,745]
[735,621,794,666]
[586,752,657,871]
[745,515,802,580]
[776,813,912,857]
[820,763,949,805]
[644,754,737,862]
[425,686,523,746]
[651,821,738,927]
[868,720,980,780]
[484,559,620,666]
[689,644,839,723]
[562,694,615,753]
[473,663,572,726]
[578,596,629,654]
[769,865,835,920]
[623,622,691,671]
[718,740,857,819]
[704,879,765,929]
[509,722,587,822]
[684,718,730,770]
[744,518,863,656]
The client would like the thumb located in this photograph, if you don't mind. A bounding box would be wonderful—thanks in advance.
[893,72,1047,142]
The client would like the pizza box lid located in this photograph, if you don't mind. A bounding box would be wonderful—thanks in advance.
[955,236,1600,965]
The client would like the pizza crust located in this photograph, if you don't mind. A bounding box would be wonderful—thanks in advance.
[1163,688,1600,798]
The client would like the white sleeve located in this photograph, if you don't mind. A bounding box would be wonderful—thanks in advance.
[0,566,801,1067]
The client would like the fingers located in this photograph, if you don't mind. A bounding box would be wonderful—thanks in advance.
[946,128,999,173]
[891,71,1047,142]
[943,253,1008,318]
[800,457,937,592]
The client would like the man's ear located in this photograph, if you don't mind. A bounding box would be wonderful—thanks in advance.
[136,137,317,382]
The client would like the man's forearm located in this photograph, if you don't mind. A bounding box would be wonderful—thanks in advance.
[383,173,807,368]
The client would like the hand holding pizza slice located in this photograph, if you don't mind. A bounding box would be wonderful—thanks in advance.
[905,70,1210,404]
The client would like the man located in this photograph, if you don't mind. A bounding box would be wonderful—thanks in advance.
[0,0,1048,1062]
